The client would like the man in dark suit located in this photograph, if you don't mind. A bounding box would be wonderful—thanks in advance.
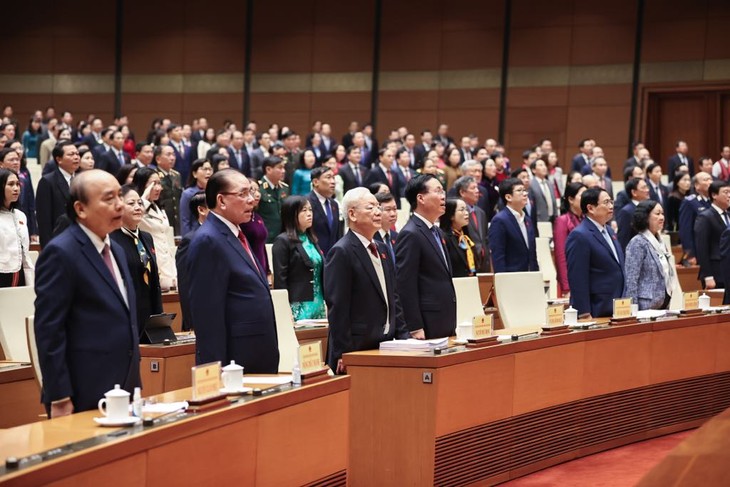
[624,142,645,171]
[96,130,129,175]
[668,140,695,177]
[529,158,558,223]
[414,130,433,168]
[679,172,713,264]
[186,169,279,373]
[694,180,730,290]
[81,117,104,149]
[34,169,140,417]
[394,147,415,197]
[190,117,207,149]
[229,130,252,177]
[488,177,538,273]
[339,146,369,193]
[435,124,453,147]
[373,192,399,264]
[365,148,402,209]
[570,138,593,174]
[308,166,343,257]
[341,121,359,151]
[176,192,208,331]
[325,187,408,373]
[566,187,625,318]
[395,175,457,339]
[454,175,490,272]
[167,124,192,184]
[616,177,650,250]
[718,227,730,304]
[37,141,79,247]
[91,127,115,163]
[646,163,668,208]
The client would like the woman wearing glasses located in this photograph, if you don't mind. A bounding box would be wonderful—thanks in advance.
[439,198,477,277]
[133,167,177,290]
[110,185,163,333]
[624,200,677,310]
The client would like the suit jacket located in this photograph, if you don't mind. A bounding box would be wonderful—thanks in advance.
[678,195,710,257]
[566,218,625,317]
[395,216,457,338]
[36,169,70,248]
[488,207,538,273]
[187,213,279,373]
[110,229,163,335]
[250,147,269,180]
[647,180,669,208]
[308,191,343,257]
[467,205,490,272]
[175,228,199,331]
[595,175,614,199]
[694,207,727,287]
[719,228,730,304]
[168,141,193,183]
[414,143,430,168]
[373,229,398,264]
[571,153,591,174]
[668,154,695,177]
[229,146,252,177]
[271,233,323,302]
[616,202,638,250]
[365,165,402,209]
[624,232,670,310]
[96,149,129,176]
[339,163,369,193]
[529,177,558,222]
[82,132,102,149]
[34,224,140,412]
[325,231,408,370]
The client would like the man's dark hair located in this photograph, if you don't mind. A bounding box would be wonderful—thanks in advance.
[311,166,331,180]
[405,174,436,210]
[625,177,642,199]
[205,169,238,210]
[262,156,284,172]
[190,191,207,223]
[52,140,75,162]
[498,177,523,205]
[165,123,179,134]
[510,167,527,179]
[375,191,395,205]
[709,180,730,200]
[579,138,590,149]
[580,187,606,215]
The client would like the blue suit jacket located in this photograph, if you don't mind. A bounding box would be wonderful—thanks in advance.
[308,191,342,257]
[615,202,637,250]
[34,223,140,412]
[169,142,192,183]
[186,213,279,373]
[566,218,625,317]
[324,231,408,370]
[488,207,538,273]
[624,233,669,310]
[395,215,456,338]
[678,195,710,257]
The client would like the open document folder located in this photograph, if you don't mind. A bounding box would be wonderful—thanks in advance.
[379,337,449,351]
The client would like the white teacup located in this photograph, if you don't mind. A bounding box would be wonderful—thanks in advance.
[97,384,130,420]
[456,322,474,341]
[564,306,578,325]
[221,360,244,390]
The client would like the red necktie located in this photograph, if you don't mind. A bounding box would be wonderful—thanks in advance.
[471,210,478,228]
[384,168,393,187]
[238,231,262,276]
[368,242,379,258]
[101,244,117,280]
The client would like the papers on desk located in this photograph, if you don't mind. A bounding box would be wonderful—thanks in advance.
[294,319,328,328]
[379,338,449,351]
[636,309,667,320]
[243,375,293,385]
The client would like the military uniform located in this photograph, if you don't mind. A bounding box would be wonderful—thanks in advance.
[157,168,183,235]
[259,178,289,243]
[678,194,710,259]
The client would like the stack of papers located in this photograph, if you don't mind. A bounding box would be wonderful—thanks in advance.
[294,319,328,328]
[379,338,449,351]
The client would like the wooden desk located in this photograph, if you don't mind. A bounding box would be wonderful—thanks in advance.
[139,327,328,395]
[0,376,350,486]
[343,313,730,486]
[161,292,183,332]
[139,342,196,396]
[0,364,44,428]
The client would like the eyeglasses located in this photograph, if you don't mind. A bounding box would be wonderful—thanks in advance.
[355,205,382,213]
[512,188,528,194]
[220,189,253,199]
[598,199,614,207]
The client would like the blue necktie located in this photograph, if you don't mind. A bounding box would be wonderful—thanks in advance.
[430,226,447,265]
[383,233,395,263]
[325,199,333,227]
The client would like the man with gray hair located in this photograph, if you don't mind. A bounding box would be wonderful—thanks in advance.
[324,188,407,373]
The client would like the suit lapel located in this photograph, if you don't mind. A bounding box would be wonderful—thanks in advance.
[349,232,386,304]
[73,226,128,310]
[505,209,529,250]
[413,217,451,274]
[587,221,622,267]
[211,216,267,287]
[55,170,70,198]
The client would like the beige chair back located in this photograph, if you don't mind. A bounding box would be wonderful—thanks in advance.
[493,272,547,332]
[26,316,42,391]
[537,222,553,239]
[265,244,273,271]
[453,277,485,325]
[535,237,558,299]
[28,250,39,266]
[396,209,410,231]
[270,289,300,373]
[0,286,36,362]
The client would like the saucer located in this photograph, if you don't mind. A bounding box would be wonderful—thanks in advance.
[93,416,142,427]
[220,386,253,395]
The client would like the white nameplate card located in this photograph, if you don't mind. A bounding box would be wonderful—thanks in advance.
[472,314,493,339]
[683,291,699,310]
[545,304,564,327]
[191,361,221,401]
[298,341,325,374]
[613,298,633,319]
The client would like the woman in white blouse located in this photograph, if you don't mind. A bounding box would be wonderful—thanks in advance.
[132,167,177,290]
[0,169,34,287]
